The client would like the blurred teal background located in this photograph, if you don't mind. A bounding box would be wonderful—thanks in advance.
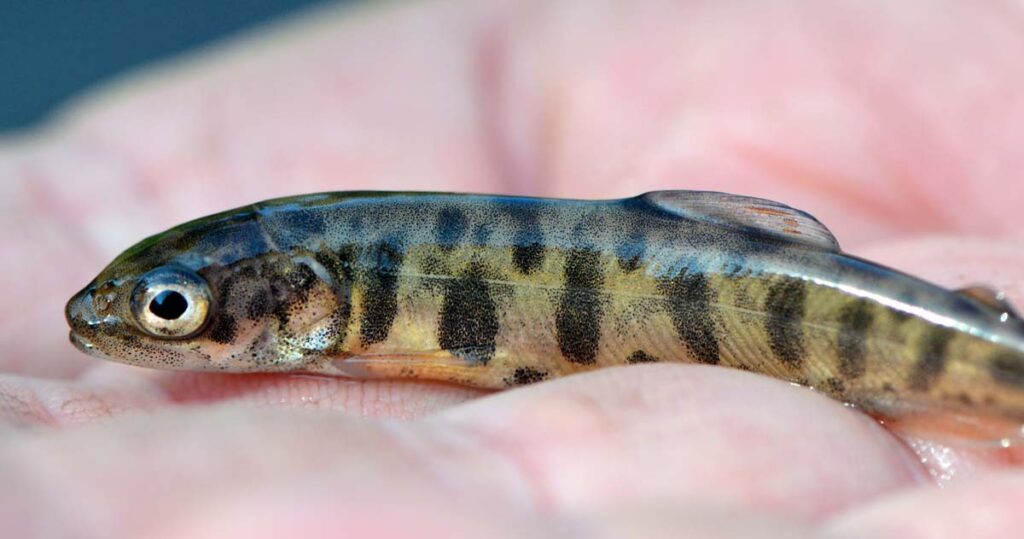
[0,0,343,132]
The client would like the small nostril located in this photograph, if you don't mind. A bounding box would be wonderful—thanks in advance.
[65,285,98,328]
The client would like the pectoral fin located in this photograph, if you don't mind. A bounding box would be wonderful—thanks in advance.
[880,409,1024,450]
[324,350,505,388]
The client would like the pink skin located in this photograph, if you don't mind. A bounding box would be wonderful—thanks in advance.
[2,0,1024,536]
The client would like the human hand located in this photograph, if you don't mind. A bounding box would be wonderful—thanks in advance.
[2,1,1024,536]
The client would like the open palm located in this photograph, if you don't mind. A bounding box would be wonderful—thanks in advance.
[2,1,1024,537]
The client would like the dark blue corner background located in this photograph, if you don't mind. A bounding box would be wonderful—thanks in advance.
[0,0,343,132]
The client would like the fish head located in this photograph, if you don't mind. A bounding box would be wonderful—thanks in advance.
[65,206,331,372]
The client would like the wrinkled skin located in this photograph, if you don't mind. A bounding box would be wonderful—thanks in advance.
[2,1,1024,537]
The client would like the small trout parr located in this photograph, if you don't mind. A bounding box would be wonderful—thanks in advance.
[66,191,1024,440]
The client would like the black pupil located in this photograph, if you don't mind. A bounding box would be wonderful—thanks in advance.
[149,290,189,320]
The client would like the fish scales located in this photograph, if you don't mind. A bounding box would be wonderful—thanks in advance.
[66,191,1024,438]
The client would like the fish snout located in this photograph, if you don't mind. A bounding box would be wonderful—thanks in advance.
[65,285,98,329]
[65,285,107,354]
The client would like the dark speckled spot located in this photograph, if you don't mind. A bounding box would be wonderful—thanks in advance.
[284,263,318,302]
[513,243,545,275]
[506,366,548,386]
[989,352,1024,387]
[315,246,356,349]
[823,377,846,395]
[764,278,807,367]
[317,245,356,284]
[510,206,545,275]
[472,224,493,244]
[615,235,645,273]
[279,210,326,236]
[244,293,270,319]
[659,269,719,365]
[360,241,404,346]
[908,328,954,391]
[555,249,604,364]
[836,300,874,379]
[437,263,499,364]
[626,350,658,363]
[436,208,468,251]
[208,314,237,344]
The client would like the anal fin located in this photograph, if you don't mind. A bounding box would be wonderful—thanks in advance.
[878,409,1024,450]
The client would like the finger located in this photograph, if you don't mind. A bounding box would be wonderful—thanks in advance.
[434,365,921,519]
[0,365,912,537]
[826,472,1024,538]
[0,367,485,426]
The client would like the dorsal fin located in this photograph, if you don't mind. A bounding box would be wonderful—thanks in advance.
[639,191,840,251]
[956,285,1021,319]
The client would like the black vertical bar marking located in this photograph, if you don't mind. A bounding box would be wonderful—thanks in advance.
[764,278,808,367]
[908,327,954,391]
[836,300,874,379]
[437,263,499,364]
[436,207,468,251]
[208,313,238,344]
[555,249,604,364]
[659,270,720,365]
[359,241,404,346]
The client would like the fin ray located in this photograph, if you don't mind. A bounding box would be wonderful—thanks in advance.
[639,191,840,251]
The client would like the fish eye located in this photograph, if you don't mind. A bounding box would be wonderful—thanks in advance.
[131,267,211,338]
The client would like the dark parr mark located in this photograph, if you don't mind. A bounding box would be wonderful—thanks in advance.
[836,300,874,379]
[989,352,1024,387]
[436,208,468,251]
[908,328,954,391]
[208,314,237,344]
[659,270,720,365]
[510,207,545,275]
[764,278,808,367]
[506,366,548,386]
[359,242,404,346]
[627,350,658,363]
[437,263,499,364]
[513,243,545,275]
[555,250,604,365]
[615,235,645,273]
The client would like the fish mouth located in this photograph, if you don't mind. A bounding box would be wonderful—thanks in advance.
[65,284,106,358]
[69,331,96,353]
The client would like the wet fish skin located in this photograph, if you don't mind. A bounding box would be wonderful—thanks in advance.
[65,191,1024,429]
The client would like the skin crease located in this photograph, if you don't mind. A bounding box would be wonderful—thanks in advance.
[1,0,1024,536]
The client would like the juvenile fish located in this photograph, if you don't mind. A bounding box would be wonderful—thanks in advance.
[65,191,1024,440]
